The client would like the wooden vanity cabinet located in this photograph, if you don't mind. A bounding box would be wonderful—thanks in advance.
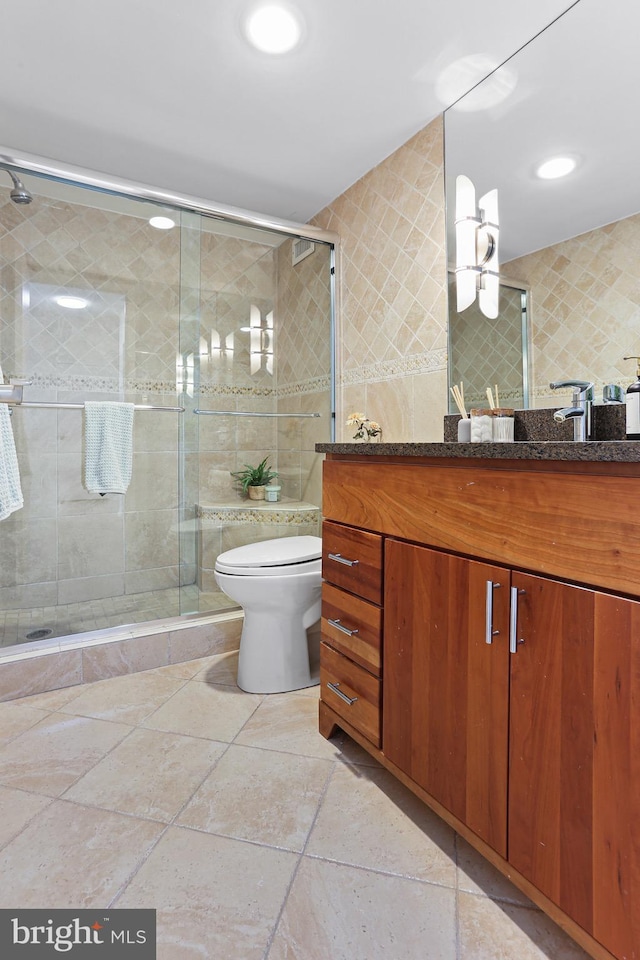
[508,573,640,959]
[319,453,640,960]
[383,539,510,857]
[319,520,383,747]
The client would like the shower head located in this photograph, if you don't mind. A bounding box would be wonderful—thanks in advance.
[6,170,33,204]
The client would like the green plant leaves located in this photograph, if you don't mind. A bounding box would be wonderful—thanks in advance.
[231,456,278,493]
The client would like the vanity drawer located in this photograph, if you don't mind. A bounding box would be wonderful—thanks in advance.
[321,581,382,676]
[320,641,381,747]
[322,520,382,604]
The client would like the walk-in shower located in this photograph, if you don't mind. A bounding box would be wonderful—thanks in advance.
[0,156,336,652]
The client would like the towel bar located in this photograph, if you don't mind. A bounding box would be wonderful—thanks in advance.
[193,409,320,418]
[0,400,185,412]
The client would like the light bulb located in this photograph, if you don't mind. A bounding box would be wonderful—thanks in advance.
[244,4,302,54]
[55,296,89,310]
[149,216,176,230]
[536,157,577,180]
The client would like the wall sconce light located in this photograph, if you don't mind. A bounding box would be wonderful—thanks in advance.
[455,174,499,319]
[247,305,274,376]
[199,330,235,370]
[176,351,195,397]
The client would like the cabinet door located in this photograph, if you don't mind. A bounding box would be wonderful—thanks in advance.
[508,572,640,958]
[383,539,510,856]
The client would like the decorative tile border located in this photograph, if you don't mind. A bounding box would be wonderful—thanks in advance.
[198,383,276,399]
[340,349,448,386]
[4,373,125,393]
[3,373,181,396]
[4,373,330,401]
[277,375,331,397]
[197,503,320,525]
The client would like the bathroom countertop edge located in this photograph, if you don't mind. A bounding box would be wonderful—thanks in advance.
[315,441,640,463]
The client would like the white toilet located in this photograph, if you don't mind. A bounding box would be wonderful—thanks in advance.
[214,535,322,694]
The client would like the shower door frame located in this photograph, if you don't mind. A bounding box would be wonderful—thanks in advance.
[0,146,339,657]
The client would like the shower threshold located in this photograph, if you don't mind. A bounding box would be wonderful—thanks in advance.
[1,585,234,648]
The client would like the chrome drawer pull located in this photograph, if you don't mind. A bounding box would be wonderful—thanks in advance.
[509,586,526,653]
[326,681,358,706]
[327,552,359,567]
[327,618,359,637]
[485,580,501,645]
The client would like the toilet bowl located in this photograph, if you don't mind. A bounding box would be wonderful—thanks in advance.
[214,535,322,694]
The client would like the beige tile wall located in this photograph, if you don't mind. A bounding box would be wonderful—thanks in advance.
[311,116,448,442]
[275,238,332,504]
[448,277,527,409]
[0,194,184,610]
[196,232,278,506]
[1,190,331,621]
[504,211,640,407]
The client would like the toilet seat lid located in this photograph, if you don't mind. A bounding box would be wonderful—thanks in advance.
[215,535,322,569]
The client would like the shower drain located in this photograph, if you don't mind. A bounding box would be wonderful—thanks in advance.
[24,628,54,641]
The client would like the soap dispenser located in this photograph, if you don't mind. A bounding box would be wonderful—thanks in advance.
[623,356,640,439]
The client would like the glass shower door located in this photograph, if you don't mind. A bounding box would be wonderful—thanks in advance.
[182,224,334,615]
[0,171,185,646]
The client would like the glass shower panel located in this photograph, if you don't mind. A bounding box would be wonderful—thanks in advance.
[0,165,335,647]
[190,227,333,614]
[0,174,185,646]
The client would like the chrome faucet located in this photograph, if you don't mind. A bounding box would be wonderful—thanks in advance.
[550,380,594,441]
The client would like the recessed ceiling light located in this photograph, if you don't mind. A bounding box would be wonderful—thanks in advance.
[244,3,302,54]
[536,156,578,180]
[55,295,89,310]
[149,215,176,230]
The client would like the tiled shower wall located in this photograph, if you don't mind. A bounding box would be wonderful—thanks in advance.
[1,192,331,621]
[194,230,331,511]
[0,194,183,613]
[276,238,332,510]
[503,211,640,406]
[195,230,278,507]
[311,116,448,443]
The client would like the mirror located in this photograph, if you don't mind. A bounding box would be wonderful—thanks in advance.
[448,275,529,410]
[445,0,640,409]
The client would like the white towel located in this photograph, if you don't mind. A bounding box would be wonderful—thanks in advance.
[84,401,135,495]
[0,403,23,520]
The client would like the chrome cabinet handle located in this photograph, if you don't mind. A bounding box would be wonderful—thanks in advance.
[485,580,501,644]
[327,552,359,567]
[327,618,359,637]
[509,586,526,653]
[326,681,358,706]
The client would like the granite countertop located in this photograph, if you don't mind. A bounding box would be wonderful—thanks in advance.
[318,405,640,462]
[315,441,640,463]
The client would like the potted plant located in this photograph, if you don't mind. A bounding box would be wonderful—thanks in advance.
[231,456,279,500]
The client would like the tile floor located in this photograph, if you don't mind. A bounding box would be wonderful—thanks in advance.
[0,650,592,959]
[0,586,233,647]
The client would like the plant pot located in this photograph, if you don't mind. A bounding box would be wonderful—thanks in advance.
[248,485,266,500]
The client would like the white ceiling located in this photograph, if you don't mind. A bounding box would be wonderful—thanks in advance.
[0,0,575,223]
[445,0,640,262]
